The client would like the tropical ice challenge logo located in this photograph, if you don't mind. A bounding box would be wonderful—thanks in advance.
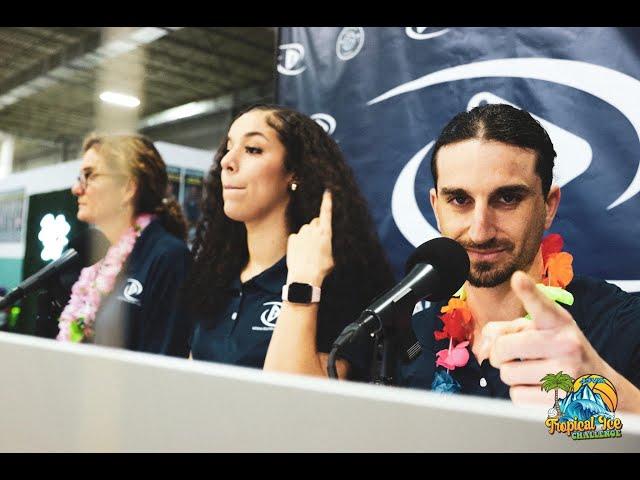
[543,372,623,440]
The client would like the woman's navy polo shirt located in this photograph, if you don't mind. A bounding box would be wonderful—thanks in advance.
[91,219,193,357]
[190,256,371,379]
[397,275,640,397]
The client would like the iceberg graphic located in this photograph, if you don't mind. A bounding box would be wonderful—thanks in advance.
[558,385,614,422]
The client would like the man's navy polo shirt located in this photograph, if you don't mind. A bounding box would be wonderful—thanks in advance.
[190,256,371,378]
[397,275,640,397]
[92,219,193,357]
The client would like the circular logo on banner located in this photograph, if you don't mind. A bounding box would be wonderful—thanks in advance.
[310,113,337,135]
[277,43,307,76]
[405,27,450,40]
[336,27,365,61]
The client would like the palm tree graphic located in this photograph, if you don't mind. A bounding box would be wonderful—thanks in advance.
[540,371,574,417]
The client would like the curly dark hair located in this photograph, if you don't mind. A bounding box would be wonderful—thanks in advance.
[185,104,395,352]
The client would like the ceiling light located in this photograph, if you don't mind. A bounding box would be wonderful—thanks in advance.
[99,91,140,108]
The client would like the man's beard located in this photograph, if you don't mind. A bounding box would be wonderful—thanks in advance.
[469,251,521,287]
[462,232,543,288]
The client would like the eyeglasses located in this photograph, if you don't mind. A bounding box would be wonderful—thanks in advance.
[75,171,127,189]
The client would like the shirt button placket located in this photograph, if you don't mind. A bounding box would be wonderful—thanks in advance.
[232,289,243,321]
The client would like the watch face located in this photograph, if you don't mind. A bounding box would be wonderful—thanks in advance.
[287,282,313,303]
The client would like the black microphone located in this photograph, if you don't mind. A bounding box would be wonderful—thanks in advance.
[331,237,470,350]
[0,249,79,309]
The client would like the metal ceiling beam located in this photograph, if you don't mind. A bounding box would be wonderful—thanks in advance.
[13,135,62,149]
[35,48,228,101]
[34,56,216,108]
[138,80,273,130]
[0,120,72,143]
[0,27,179,112]
[0,31,102,96]
[0,99,93,128]
[1,27,82,51]
[142,56,231,94]
[156,34,272,82]
[200,27,275,54]
[143,46,245,90]
[0,105,87,127]
[0,30,60,61]
[2,106,83,137]
[2,101,92,126]
[3,27,97,44]
[139,95,233,130]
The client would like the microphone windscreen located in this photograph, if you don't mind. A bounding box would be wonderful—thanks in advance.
[405,237,470,301]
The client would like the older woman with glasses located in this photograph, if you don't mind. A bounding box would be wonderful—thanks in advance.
[57,133,194,357]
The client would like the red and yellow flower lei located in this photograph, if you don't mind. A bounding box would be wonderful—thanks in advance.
[433,233,575,373]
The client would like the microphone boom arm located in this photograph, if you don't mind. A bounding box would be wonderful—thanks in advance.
[0,249,78,310]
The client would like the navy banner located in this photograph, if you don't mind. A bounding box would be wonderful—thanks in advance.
[277,27,640,291]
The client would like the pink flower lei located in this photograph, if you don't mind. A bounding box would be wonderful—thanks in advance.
[56,214,154,343]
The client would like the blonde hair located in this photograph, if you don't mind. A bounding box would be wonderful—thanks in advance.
[82,133,188,240]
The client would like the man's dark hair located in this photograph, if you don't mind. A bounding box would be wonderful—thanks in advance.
[430,104,557,197]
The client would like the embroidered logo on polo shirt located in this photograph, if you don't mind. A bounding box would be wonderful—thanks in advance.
[119,278,143,306]
[252,301,281,331]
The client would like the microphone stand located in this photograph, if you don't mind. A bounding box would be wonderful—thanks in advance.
[328,315,401,385]
[328,304,415,384]
[370,326,399,385]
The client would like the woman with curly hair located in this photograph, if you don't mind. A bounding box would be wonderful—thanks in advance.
[186,104,395,380]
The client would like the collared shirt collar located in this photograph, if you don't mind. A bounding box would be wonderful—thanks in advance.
[227,255,287,295]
